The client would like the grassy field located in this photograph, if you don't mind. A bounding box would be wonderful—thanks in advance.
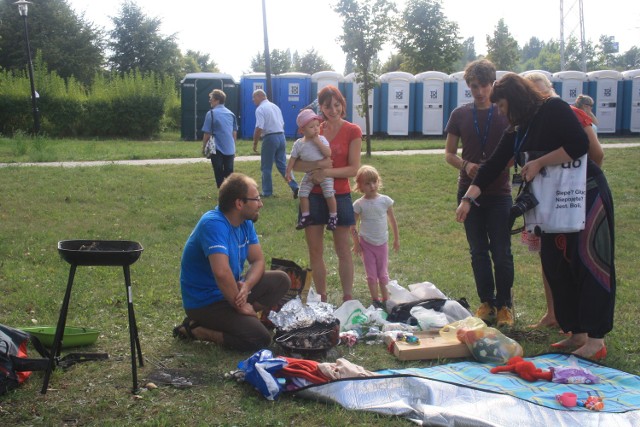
[1,135,639,426]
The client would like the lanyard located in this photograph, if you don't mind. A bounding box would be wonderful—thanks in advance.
[513,126,529,173]
[472,104,494,158]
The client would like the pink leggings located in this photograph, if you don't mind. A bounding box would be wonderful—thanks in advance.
[359,237,389,299]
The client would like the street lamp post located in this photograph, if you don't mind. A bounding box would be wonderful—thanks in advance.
[14,0,40,134]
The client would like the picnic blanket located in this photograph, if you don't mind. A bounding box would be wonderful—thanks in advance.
[294,353,640,426]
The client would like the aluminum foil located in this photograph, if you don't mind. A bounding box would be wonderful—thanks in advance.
[268,297,336,331]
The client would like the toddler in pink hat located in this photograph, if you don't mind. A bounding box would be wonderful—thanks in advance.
[285,109,337,230]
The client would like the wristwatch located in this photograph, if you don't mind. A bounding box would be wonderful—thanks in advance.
[461,196,480,207]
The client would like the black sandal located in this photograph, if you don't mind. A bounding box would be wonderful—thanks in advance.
[172,317,199,340]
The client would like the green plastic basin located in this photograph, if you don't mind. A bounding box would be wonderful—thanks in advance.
[20,326,99,349]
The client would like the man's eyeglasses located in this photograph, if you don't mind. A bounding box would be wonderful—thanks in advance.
[242,197,262,202]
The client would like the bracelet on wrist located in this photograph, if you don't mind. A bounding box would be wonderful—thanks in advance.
[461,196,480,207]
[461,160,468,172]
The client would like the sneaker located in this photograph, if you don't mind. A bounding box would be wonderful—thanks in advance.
[296,215,314,230]
[327,215,338,231]
[475,302,497,325]
[496,306,514,328]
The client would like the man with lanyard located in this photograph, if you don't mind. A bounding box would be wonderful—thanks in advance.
[252,89,299,198]
[444,59,514,327]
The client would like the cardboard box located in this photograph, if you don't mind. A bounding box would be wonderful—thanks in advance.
[386,332,471,361]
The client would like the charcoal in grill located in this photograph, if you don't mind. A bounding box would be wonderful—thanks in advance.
[274,319,339,358]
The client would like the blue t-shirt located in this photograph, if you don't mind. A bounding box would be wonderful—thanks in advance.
[180,207,259,309]
[201,105,238,156]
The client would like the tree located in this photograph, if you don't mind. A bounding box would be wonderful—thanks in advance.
[335,0,396,156]
[486,18,519,71]
[454,37,477,71]
[292,49,333,74]
[521,37,545,63]
[108,1,181,78]
[381,53,405,73]
[182,50,218,74]
[615,46,640,70]
[250,49,292,74]
[0,0,104,86]
[564,37,597,71]
[596,35,619,70]
[394,0,461,74]
[524,39,561,72]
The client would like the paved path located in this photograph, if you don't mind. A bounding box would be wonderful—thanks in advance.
[1,143,639,168]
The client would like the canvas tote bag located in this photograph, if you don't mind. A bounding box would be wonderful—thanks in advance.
[204,108,216,158]
[524,153,587,234]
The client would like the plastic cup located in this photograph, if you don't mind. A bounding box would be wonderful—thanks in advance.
[557,392,577,407]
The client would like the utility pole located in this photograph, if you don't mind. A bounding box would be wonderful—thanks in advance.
[261,0,272,100]
[560,0,587,72]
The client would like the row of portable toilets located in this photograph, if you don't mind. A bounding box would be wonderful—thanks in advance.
[180,69,640,140]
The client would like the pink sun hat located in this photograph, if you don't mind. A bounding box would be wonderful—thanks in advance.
[296,109,323,129]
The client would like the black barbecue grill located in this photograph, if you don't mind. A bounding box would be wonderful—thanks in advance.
[41,240,144,394]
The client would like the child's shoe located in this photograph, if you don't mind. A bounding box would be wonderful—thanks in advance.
[296,215,314,230]
[326,215,338,231]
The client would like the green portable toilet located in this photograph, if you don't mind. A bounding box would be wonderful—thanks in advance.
[180,73,239,141]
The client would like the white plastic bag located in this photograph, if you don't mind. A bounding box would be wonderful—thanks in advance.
[386,280,418,311]
[408,282,447,300]
[441,300,473,323]
[410,306,449,331]
[333,300,368,332]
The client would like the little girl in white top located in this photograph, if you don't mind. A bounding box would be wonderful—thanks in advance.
[351,165,399,309]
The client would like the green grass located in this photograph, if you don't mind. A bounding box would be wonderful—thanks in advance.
[1,138,640,426]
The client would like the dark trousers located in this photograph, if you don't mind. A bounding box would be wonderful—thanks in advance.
[185,270,290,351]
[210,151,235,188]
[458,191,514,308]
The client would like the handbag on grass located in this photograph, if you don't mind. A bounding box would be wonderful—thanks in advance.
[203,108,216,158]
[524,152,587,234]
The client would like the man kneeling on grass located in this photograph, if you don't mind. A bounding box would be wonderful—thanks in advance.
[173,173,290,351]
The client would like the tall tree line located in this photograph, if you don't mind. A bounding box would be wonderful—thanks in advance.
[1,0,638,89]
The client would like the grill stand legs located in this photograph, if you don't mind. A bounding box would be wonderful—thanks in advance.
[41,264,143,394]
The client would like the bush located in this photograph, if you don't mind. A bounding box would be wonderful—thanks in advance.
[0,67,179,139]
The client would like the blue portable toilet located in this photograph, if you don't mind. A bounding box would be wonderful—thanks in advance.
[180,72,239,141]
[273,72,311,137]
[552,71,587,105]
[587,70,624,134]
[414,71,450,136]
[311,71,345,101]
[622,69,640,133]
[449,71,472,109]
[239,73,271,139]
[379,72,416,136]
[344,72,379,135]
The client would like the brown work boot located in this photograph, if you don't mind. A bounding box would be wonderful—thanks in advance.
[496,306,514,328]
[475,302,497,325]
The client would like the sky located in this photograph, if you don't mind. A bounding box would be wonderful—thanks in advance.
[65,0,640,79]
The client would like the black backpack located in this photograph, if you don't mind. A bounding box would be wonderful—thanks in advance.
[0,324,49,396]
